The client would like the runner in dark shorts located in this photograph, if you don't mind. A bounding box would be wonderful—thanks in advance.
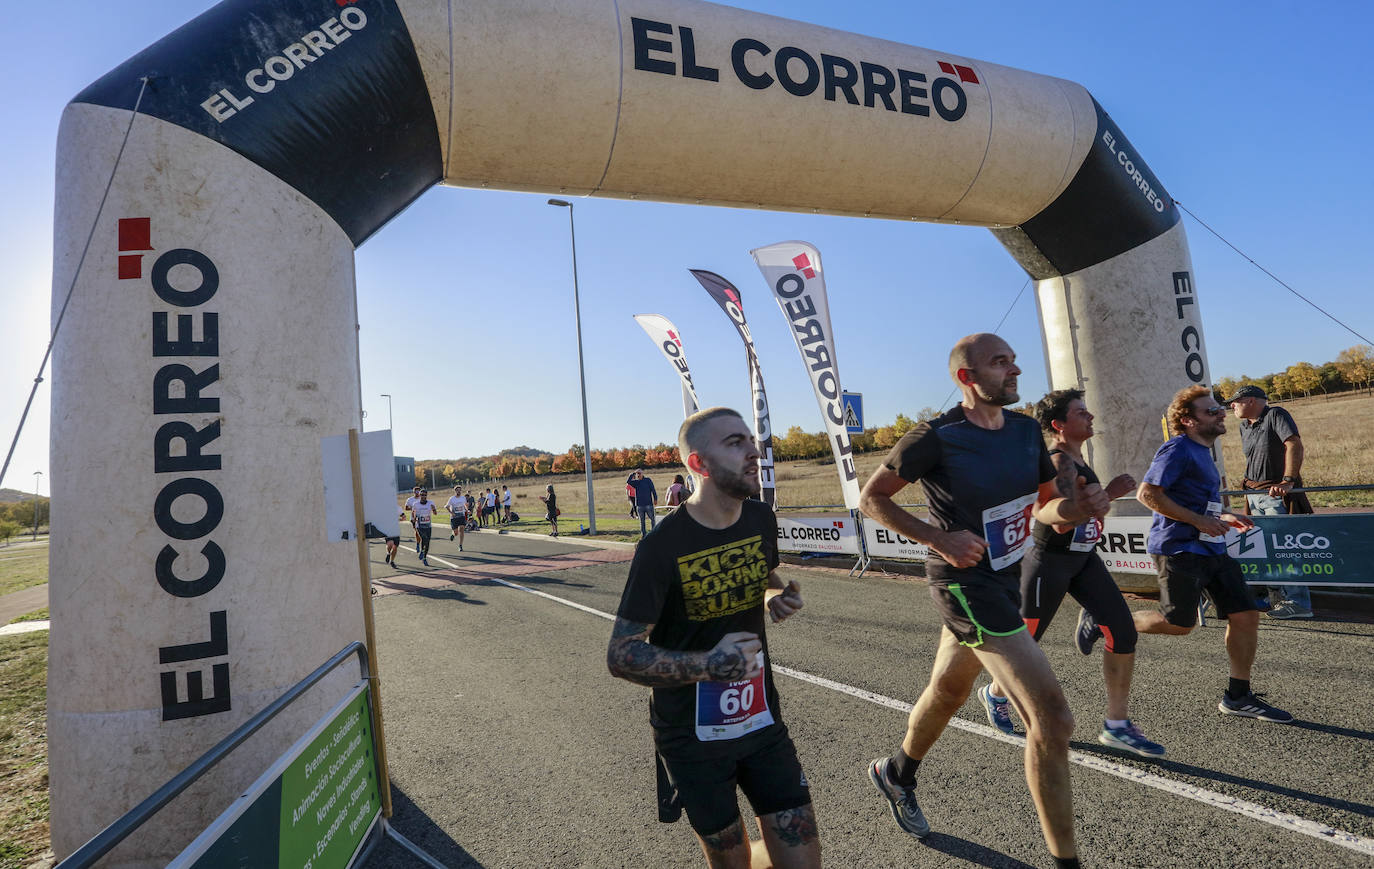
[363,522,400,567]
[608,407,818,868]
[1135,385,1293,723]
[409,490,436,567]
[858,334,1109,869]
[980,389,1164,758]
[446,485,468,552]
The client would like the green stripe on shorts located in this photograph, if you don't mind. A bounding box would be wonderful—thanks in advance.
[948,582,1028,648]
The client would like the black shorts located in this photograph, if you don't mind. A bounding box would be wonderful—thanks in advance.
[655,724,810,837]
[925,561,1027,648]
[1020,547,1137,655]
[1154,552,1256,627]
[450,515,466,529]
[416,524,432,542]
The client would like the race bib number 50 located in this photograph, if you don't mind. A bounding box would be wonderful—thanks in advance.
[695,653,774,742]
[982,493,1037,570]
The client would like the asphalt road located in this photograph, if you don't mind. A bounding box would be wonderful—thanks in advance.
[359,528,1374,868]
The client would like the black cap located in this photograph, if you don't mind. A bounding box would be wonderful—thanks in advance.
[1225,384,1267,404]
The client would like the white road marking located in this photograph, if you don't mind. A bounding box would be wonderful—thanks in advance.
[424,556,1374,857]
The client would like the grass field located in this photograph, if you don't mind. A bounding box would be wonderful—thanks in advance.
[0,547,48,597]
[0,632,48,868]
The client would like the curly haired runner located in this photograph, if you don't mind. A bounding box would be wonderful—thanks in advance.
[607,407,818,869]
[980,389,1165,758]
[1135,385,1293,723]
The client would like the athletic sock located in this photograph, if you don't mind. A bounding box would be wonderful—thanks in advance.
[1105,718,1129,730]
[1053,857,1080,869]
[889,751,920,786]
[1227,678,1251,700]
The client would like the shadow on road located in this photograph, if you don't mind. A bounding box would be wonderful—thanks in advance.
[410,587,487,605]
[916,832,1037,868]
[363,787,485,868]
[1070,742,1374,819]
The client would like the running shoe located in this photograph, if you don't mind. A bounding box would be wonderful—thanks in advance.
[421,555,429,567]
[450,532,455,541]
[384,554,390,565]
[1075,608,1102,655]
[458,544,463,552]
[867,758,930,839]
[1266,602,1313,619]
[1218,692,1293,723]
[1098,721,1165,757]
[977,684,1015,735]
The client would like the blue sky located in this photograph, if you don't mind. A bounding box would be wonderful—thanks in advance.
[3,1,1371,495]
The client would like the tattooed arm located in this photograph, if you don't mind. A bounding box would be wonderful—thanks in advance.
[607,618,762,687]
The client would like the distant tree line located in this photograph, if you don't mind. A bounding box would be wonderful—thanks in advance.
[412,345,1374,484]
[0,497,48,544]
[1214,344,1374,402]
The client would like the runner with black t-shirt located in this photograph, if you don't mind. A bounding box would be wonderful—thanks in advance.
[608,407,818,869]
[980,389,1164,758]
[858,334,1107,869]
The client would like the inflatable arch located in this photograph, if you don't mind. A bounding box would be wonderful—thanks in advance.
[50,0,1211,861]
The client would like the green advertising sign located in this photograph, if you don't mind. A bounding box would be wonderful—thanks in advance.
[1230,515,1374,587]
[174,683,383,869]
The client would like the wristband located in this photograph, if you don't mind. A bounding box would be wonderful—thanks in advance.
[1281,476,1296,483]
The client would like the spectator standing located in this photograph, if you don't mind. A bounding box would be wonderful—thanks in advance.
[629,468,659,537]
[1225,385,1314,619]
[540,485,559,536]
[486,488,499,527]
[666,474,688,507]
[502,485,513,523]
[628,480,639,519]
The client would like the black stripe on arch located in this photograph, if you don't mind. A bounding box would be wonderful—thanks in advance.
[1005,98,1179,278]
[73,0,441,246]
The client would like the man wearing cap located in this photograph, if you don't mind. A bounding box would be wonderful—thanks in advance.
[1225,384,1314,619]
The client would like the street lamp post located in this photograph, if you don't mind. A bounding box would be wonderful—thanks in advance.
[31,471,42,541]
[547,199,597,534]
[380,394,393,430]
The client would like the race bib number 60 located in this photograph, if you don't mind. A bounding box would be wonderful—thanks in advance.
[695,653,774,742]
[982,493,1037,570]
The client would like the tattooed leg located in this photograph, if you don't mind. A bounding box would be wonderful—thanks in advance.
[697,816,752,868]
[759,804,821,869]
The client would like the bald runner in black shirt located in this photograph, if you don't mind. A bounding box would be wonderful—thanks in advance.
[858,334,1109,869]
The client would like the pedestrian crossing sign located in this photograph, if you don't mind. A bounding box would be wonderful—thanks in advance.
[842,392,863,434]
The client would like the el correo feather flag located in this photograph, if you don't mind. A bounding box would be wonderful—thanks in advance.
[689,269,777,508]
[750,241,861,511]
[633,314,700,419]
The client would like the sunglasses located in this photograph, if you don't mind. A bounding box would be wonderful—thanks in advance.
[1193,406,1226,417]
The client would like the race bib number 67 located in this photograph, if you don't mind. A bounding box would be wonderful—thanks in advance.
[982,493,1037,570]
[695,653,774,742]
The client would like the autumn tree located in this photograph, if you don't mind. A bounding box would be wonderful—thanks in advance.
[1213,376,1239,403]
[1269,372,1291,400]
[1285,362,1320,398]
[1336,345,1374,391]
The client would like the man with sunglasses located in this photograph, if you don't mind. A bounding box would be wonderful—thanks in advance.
[1134,385,1293,723]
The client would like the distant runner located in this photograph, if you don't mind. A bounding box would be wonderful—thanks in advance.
[447,485,469,552]
[608,407,818,868]
[403,486,422,554]
[858,333,1107,869]
[980,389,1164,758]
[408,489,437,567]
